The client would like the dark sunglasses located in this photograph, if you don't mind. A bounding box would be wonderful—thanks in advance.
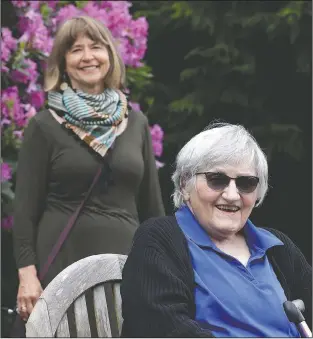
[197,172,259,194]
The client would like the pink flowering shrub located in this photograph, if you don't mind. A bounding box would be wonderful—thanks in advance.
[1,163,12,183]
[1,0,165,230]
[150,125,165,168]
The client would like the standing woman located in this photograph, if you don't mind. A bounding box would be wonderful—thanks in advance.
[12,15,164,323]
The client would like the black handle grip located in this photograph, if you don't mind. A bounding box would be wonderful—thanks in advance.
[283,301,305,324]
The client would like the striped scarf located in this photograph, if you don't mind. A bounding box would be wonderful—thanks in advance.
[48,87,128,157]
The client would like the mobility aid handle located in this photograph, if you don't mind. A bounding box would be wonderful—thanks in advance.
[283,300,312,338]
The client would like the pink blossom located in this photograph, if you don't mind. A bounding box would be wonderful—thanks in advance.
[106,7,132,38]
[1,46,11,63]
[46,0,58,10]
[1,65,9,73]
[81,3,109,25]
[21,103,37,120]
[150,124,164,142]
[17,10,52,54]
[1,64,9,73]
[155,160,165,169]
[1,163,12,182]
[29,90,45,109]
[152,140,163,157]
[115,37,129,64]
[32,26,52,54]
[1,118,11,126]
[97,1,113,10]
[26,81,38,94]
[54,5,82,27]
[1,86,20,120]
[11,0,28,8]
[1,216,13,231]
[1,28,18,63]
[109,1,132,12]
[11,58,38,84]
[28,1,40,10]
[13,130,24,139]
[129,101,141,112]
[1,86,27,127]
[2,28,18,51]
[129,17,149,40]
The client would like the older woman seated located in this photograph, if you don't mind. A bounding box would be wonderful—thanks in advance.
[120,123,312,338]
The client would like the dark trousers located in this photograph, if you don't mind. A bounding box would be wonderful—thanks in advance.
[10,315,26,338]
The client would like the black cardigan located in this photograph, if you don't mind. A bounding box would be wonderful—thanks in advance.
[121,216,312,338]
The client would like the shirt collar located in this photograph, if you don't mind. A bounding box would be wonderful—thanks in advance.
[175,205,283,252]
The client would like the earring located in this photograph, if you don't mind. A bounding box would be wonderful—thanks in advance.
[60,73,69,91]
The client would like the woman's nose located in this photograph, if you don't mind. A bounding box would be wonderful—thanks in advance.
[222,180,240,201]
[82,48,93,60]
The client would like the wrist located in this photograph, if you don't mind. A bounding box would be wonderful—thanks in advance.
[18,265,37,279]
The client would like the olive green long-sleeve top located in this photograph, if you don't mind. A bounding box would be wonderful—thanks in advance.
[13,108,165,286]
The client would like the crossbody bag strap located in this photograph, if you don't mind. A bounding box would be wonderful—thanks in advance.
[39,164,103,282]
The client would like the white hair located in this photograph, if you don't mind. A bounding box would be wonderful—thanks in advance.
[171,122,268,208]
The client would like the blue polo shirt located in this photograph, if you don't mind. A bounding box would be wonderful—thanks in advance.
[175,206,299,337]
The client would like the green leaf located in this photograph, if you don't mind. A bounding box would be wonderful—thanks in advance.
[75,1,89,9]
[232,62,255,74]
[145,96,155,107]
[126,65,154,90]
[171,2,192,20]
[180,68,202,81]
[40,3,51,20]
[278,1,302,20]
[1,181,15,201]
[169,93,204,116]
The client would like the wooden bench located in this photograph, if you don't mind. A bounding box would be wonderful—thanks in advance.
[26,254,127,337]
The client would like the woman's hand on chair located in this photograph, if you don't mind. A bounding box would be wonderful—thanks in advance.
[17,265,43,321]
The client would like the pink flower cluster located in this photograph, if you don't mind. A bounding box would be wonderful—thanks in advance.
[1,28,18,72]
[1,216,13,231]
[1,162,12,182]
[150,124,164,157]
[11,58,38,85]
[17,8,54,55]
[1,86,37,128]
[1,86,24,127]
[129,101,141,112]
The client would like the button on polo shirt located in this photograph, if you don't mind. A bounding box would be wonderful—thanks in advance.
[175,206,299,337]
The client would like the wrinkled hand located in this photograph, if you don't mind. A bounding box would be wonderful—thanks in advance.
[17,265,43,321]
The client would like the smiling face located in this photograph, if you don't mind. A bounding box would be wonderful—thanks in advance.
[187,163,258,241]
[65,34,110,94]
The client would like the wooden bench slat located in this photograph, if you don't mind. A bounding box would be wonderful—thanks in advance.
[93,284,112,337]
[113,282,123,335]
[56,313,70,337]
[74,294,91,337]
